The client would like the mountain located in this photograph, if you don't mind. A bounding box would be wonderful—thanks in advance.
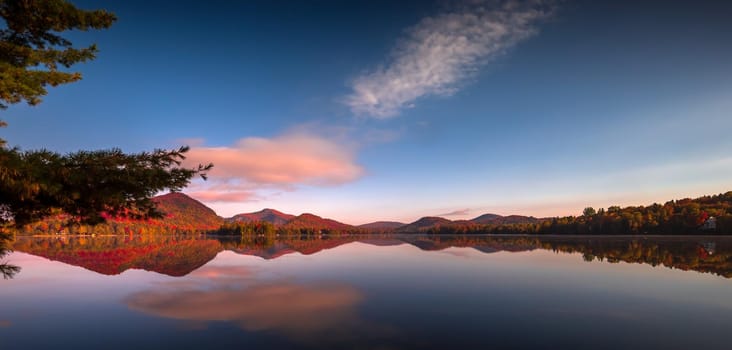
[451,219,477,226]
[394,213,541,234]
[152,192,223,230]
[227,208,296,226]
[226,209,354,231]
[397,216,452,233]
[470,213,539,225]
[490,215,541,225]
[470,213,502,224]
[20,192,223,234]
[358,221,406,230]
[285,213,353,230]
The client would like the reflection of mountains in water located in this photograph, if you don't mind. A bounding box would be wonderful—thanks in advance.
[11,236,222,276]
[11,235,732,278]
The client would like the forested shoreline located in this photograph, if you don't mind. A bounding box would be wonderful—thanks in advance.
[427,191,732,235]
[8,191,732,236]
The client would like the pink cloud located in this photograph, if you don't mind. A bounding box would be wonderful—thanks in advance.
[184,190,256,203]
[189,265,254,280]
[181,181,262,203]
[437,208,471,217]
[181,132,364,202]
[126,282,363,336]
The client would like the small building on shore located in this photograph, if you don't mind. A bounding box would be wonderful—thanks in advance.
[700,217,717,231]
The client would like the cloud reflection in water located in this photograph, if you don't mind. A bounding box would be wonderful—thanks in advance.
[124,263,389,344]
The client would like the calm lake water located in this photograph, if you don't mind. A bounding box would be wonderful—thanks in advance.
[1,234,732,350]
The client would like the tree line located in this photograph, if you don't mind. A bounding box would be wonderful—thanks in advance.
[212,221,369,237]
[428,191,732,235]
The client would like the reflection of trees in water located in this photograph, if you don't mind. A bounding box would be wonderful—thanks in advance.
[220,234,732,279]
[535,236,732,278]
[8,233,732,280]
[0,232,20,279]
[419,235,732,278]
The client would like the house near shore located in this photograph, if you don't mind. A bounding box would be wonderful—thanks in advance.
[700,217,717,231]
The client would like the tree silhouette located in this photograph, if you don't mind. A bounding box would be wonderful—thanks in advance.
[0,1,211,226]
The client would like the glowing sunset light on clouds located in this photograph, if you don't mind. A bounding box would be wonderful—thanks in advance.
[181,131,363,203]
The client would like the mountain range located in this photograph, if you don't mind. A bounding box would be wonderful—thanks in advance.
[152,192,540,232]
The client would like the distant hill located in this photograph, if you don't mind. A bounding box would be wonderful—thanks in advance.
[17,192,223,234]
[393,214,541,233]
[397,216,452,233]
[489,215,541,225]
[358,221,406,230]
[470,213,540,225]
[227,208,295,226]
[152,192,223,230]
[470,213,502,224]
[284,213,353,230]
[226,209,354,231]
[451,219,478,226]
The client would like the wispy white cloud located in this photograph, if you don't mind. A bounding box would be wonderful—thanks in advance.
[346,0,555,118]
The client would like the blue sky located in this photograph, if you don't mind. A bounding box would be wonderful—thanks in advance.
[3,0,732,224]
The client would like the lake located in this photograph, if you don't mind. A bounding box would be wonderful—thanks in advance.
[1,234,732,349]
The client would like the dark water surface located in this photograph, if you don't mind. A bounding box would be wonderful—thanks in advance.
[2,234,732,350]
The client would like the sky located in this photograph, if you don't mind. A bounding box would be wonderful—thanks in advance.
[3,0,732,224]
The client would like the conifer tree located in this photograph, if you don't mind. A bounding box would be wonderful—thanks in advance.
[0,0,212,227]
